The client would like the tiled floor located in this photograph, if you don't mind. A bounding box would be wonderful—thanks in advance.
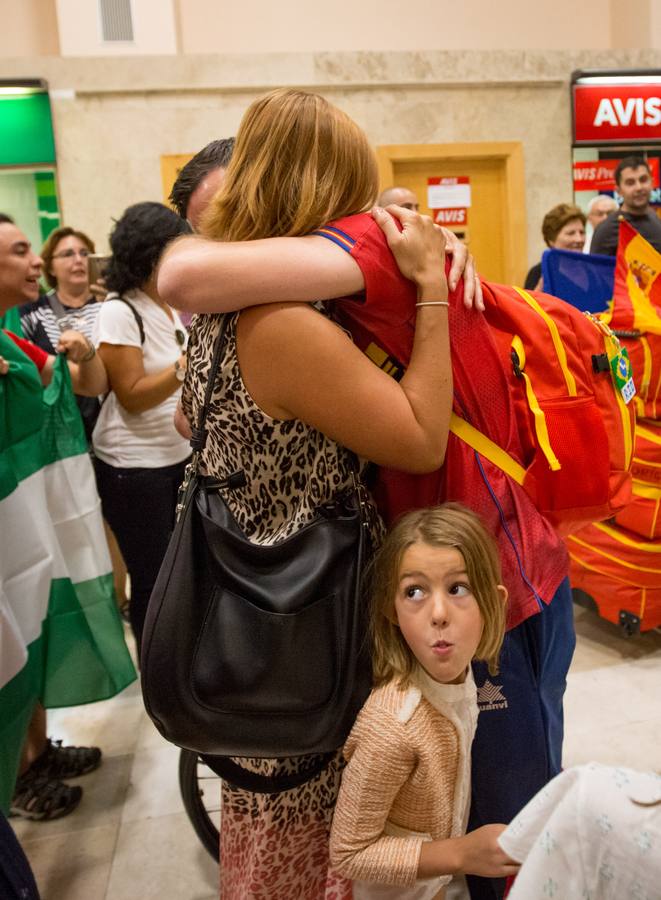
[10,607,661,900]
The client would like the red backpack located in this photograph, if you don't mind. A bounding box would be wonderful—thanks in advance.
[319,214,634,627]
[451,280,634,535]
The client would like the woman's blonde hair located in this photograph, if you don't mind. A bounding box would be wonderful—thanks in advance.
[201,88,378,241]
[370,503,507,686]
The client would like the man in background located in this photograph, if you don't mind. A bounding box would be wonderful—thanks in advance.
[592,156,661,255]
[377,185,420,211]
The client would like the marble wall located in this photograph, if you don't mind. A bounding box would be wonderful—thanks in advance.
[2,48,658,268]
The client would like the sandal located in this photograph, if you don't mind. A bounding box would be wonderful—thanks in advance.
[11,773,82,821]
[27,738,102,780]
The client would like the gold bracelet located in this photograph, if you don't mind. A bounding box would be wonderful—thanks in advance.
[416,301,449,307]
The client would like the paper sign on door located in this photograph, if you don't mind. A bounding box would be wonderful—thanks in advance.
[428,176,471,225]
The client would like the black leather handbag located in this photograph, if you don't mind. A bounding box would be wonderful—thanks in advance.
[141,315,372,787]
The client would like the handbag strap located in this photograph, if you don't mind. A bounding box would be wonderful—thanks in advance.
[190,314,232,454]
[201,752,336,794]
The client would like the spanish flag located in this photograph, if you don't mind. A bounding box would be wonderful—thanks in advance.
[602,217,661,335]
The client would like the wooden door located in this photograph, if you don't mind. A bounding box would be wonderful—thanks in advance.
[376,143,526,286]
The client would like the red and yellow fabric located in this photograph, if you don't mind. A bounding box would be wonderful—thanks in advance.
[567,519,661,631]
[601,217,661,336]
[614,420,661,538]
[619,332,661,420]
[614,481,661,540]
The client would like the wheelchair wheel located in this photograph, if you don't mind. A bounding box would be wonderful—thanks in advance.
[178,749,221,861]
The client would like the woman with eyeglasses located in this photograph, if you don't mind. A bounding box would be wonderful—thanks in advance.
[19,226,102,440]
[92,202,191,654]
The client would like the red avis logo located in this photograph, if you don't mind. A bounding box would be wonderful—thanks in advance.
[574,83,661,143]
[593,97,661,128]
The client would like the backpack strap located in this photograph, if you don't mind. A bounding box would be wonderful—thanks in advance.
[449,413,526,486]
[510,334,561,472]
[109,296,145,344]
[513,287,577,396]
[45,290,71,321]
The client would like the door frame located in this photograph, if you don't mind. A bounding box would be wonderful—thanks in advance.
[376,142,526,285]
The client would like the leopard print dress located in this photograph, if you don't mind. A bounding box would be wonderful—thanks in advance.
[182,310,383,900]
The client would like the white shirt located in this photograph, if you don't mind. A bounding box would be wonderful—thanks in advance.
[499,763,661,900]
[92,290,190,468]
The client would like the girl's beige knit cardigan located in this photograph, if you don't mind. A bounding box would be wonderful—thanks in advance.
[330,676,475,887]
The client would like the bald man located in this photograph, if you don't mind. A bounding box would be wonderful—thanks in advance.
[377,186,420,211]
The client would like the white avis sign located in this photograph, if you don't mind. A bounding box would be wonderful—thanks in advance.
[593,97,661,128]
[428,176,471,227]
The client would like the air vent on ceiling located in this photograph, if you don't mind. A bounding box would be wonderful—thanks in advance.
[99,0,134,42]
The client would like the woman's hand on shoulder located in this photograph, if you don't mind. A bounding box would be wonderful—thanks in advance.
[440,227,484,311]
[372,205,446,293]
[372,206,484,311]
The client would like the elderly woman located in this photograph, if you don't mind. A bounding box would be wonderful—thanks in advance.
[524,203,586,291]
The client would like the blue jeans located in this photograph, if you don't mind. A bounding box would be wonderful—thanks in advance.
[466,577,575,900]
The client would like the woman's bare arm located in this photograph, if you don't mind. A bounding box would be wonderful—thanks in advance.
[158,209,483,314]
[97,344,186,415]
[158,234,364,314]
[236,210,451,473]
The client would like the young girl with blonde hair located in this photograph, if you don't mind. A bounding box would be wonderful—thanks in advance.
[330,504,518,898]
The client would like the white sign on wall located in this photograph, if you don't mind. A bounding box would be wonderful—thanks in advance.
[427,177,472,210]
[428,177,471,226]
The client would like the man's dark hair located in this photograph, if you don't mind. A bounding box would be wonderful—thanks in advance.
[105,202,191,295]
[615,155,651,186]
[0,213,15,224]
[169,138,235,218]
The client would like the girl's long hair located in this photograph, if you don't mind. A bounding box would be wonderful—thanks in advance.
[370,504,507,686]
[201,88,378,241]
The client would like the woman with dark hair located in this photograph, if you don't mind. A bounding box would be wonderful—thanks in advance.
[92,202,191,652]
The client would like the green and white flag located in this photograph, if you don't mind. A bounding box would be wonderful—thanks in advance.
[0,333,136,811]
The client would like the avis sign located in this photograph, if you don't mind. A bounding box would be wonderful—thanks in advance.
[434,208,468,225]
[574,83,661,144]
[573,157,660,192]
[428,176,471,226]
